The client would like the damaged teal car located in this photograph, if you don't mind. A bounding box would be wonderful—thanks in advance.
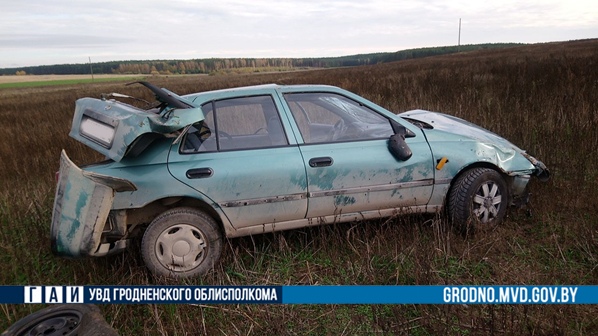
[51,82,549,278]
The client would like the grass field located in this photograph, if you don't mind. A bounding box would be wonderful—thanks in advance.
[0,39,597,335]
[0,74,147,89]
[0,74,144,83]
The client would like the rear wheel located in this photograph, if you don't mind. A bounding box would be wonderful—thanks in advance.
[141,207,223,278]
[448,168,508,232]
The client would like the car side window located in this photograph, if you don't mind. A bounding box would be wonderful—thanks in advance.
[182,95,287,153]
[284,92,394,143]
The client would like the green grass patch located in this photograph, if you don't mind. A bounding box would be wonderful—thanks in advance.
[0,76,145,89]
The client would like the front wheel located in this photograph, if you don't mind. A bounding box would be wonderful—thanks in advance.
[141,207,223,278]
[448,168,508,231]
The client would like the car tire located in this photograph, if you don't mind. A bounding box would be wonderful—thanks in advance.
[448,167,508,232]
[141,207,223,278]
[2,304,117,336]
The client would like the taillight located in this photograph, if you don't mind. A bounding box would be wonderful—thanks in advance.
[55,171,60,183]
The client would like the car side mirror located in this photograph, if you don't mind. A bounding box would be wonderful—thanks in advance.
[388,126,413,161]
[391,120,416,138]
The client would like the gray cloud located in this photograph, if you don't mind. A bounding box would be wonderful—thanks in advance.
[0,34,132,49]
[0,0,596,68]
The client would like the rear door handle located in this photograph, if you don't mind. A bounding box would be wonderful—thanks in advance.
[309,157,334,167]
[186,168,213,179]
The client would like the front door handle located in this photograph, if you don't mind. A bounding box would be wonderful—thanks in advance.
[186,168,213,179]
[309,157,334,168]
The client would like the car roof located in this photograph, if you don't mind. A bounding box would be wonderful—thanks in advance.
[183,84,342,101]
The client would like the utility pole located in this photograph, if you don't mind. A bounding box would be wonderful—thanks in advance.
[458,18,462,52]
[89,57,94,81]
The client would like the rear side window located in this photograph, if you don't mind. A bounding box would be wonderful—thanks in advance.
[182,95,287,153]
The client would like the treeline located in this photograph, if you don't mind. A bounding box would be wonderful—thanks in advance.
[1,43,523,76]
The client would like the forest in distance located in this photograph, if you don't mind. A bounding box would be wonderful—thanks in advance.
[0,43,523,76]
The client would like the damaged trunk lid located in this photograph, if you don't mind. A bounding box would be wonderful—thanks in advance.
[69,81,204,162]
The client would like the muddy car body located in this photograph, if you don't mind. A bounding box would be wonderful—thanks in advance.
[51,82,549,278]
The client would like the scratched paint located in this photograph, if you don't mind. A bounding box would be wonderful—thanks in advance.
[334,195,356,206]
[52,151,104,257]
[51,150,132,257]
[167,145,309,229]
[300,138,435,218]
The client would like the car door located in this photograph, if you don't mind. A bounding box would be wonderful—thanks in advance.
[167,94,308,229]
[282,91,434,218]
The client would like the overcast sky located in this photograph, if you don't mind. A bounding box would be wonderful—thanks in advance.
[1,0,596,68]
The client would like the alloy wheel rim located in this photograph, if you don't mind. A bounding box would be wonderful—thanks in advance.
[472,181,502,224]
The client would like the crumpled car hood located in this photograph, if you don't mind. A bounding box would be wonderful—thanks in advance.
[399,110,549,180]
[400,110,521,151]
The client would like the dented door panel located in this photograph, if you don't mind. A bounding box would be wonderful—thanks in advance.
[168,146,308,228]
[300,138,435,218]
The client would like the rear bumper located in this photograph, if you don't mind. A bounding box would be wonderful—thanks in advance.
[51,150,135,257]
